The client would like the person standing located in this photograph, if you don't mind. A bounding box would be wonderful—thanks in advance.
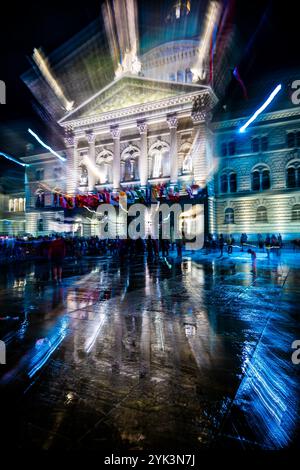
[240,233,247,251]
[146,235,153,259]
[49,235,66,284]
[176,238,183,258]
[219,234,225,257]
[227,234,234,254]
[265,234,271,259]
[247,248,257,274]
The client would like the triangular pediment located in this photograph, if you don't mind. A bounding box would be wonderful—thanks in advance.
[60,75,206,123]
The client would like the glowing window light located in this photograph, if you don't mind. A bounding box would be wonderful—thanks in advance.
[239,84,282,133]
[0,151,28,167]
[28,129,66,161]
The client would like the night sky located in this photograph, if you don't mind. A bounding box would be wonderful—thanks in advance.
[0,0,299,184]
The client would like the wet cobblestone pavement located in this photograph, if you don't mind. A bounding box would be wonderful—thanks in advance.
[0,250,299,450]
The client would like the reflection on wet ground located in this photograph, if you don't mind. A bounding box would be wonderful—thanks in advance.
[0,252,299,450]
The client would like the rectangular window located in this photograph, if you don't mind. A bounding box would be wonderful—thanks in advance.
[287,132,296,148]
[229,173,237,193]
[36,169,44,181]
[221,142,227,157]
[252,138,260,153]
[228,141,236,156]
[261,136,268,151]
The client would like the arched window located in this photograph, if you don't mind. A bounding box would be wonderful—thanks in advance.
[35,189,45,208]
[224,208,234,224]
[251,166,270,191]
[220,174,228,193]
[287,167,296,188]
[96,149,113,184]
[220,172,237,193]
[286,161,300,188]
[9,199,14,212]
[256,206,268,223]
[252,171,260,191]
[179,141,192,174]
[18,198,24,212]
[121,145,139,182]
[229,173,237,193]
[262,169,270,190]
[149,140,170,178]
[292,204,300,221]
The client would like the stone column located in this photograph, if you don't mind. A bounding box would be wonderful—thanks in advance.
[167,115,178,186]
[137,121,148,187]
[86,130,96,191]
[111,125,121,191]
[191,93,212,189]
[191,94,214,235]
[64,131,78,195]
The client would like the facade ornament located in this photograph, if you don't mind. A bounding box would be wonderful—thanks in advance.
[167,114,178,129]
[191,93,211,123]
[86,130,96,144]
[137,121,148,134]
[110,125,121,140]
[64,129,76,147]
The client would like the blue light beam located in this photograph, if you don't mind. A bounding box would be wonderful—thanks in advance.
[239,84,282,133]
[28,128,66,161]
[0,151,28,167]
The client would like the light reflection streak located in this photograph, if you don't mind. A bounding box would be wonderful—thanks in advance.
[28,317,69,378]
[233,327,298,448]
[85,313,106,353]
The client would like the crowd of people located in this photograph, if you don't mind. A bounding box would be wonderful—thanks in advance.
[0,231,299,267]
[0,234,184,266]
[204,232,285,257]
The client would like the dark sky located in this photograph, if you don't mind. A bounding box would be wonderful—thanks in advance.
[0,0,299,183]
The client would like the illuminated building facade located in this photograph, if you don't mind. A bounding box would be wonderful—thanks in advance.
[22,74,217,238]
[0,189,26,236]
[19,1,300,241]
[213,88,300,240]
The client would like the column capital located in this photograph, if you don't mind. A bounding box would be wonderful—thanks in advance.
[86,130,96,144]
[110,125,121,140]
[137,120,148,134]
[167,114,178,129]
[64,130,77,147]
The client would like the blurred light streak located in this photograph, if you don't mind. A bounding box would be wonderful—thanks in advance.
[32,48,74,111]
[239,84,282,133]
[192,1,222,81]
[28,317,69,379]
[28,128,66,161]
[102,0,141,78]
[82,155,103,180]
[0,151,28,167]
